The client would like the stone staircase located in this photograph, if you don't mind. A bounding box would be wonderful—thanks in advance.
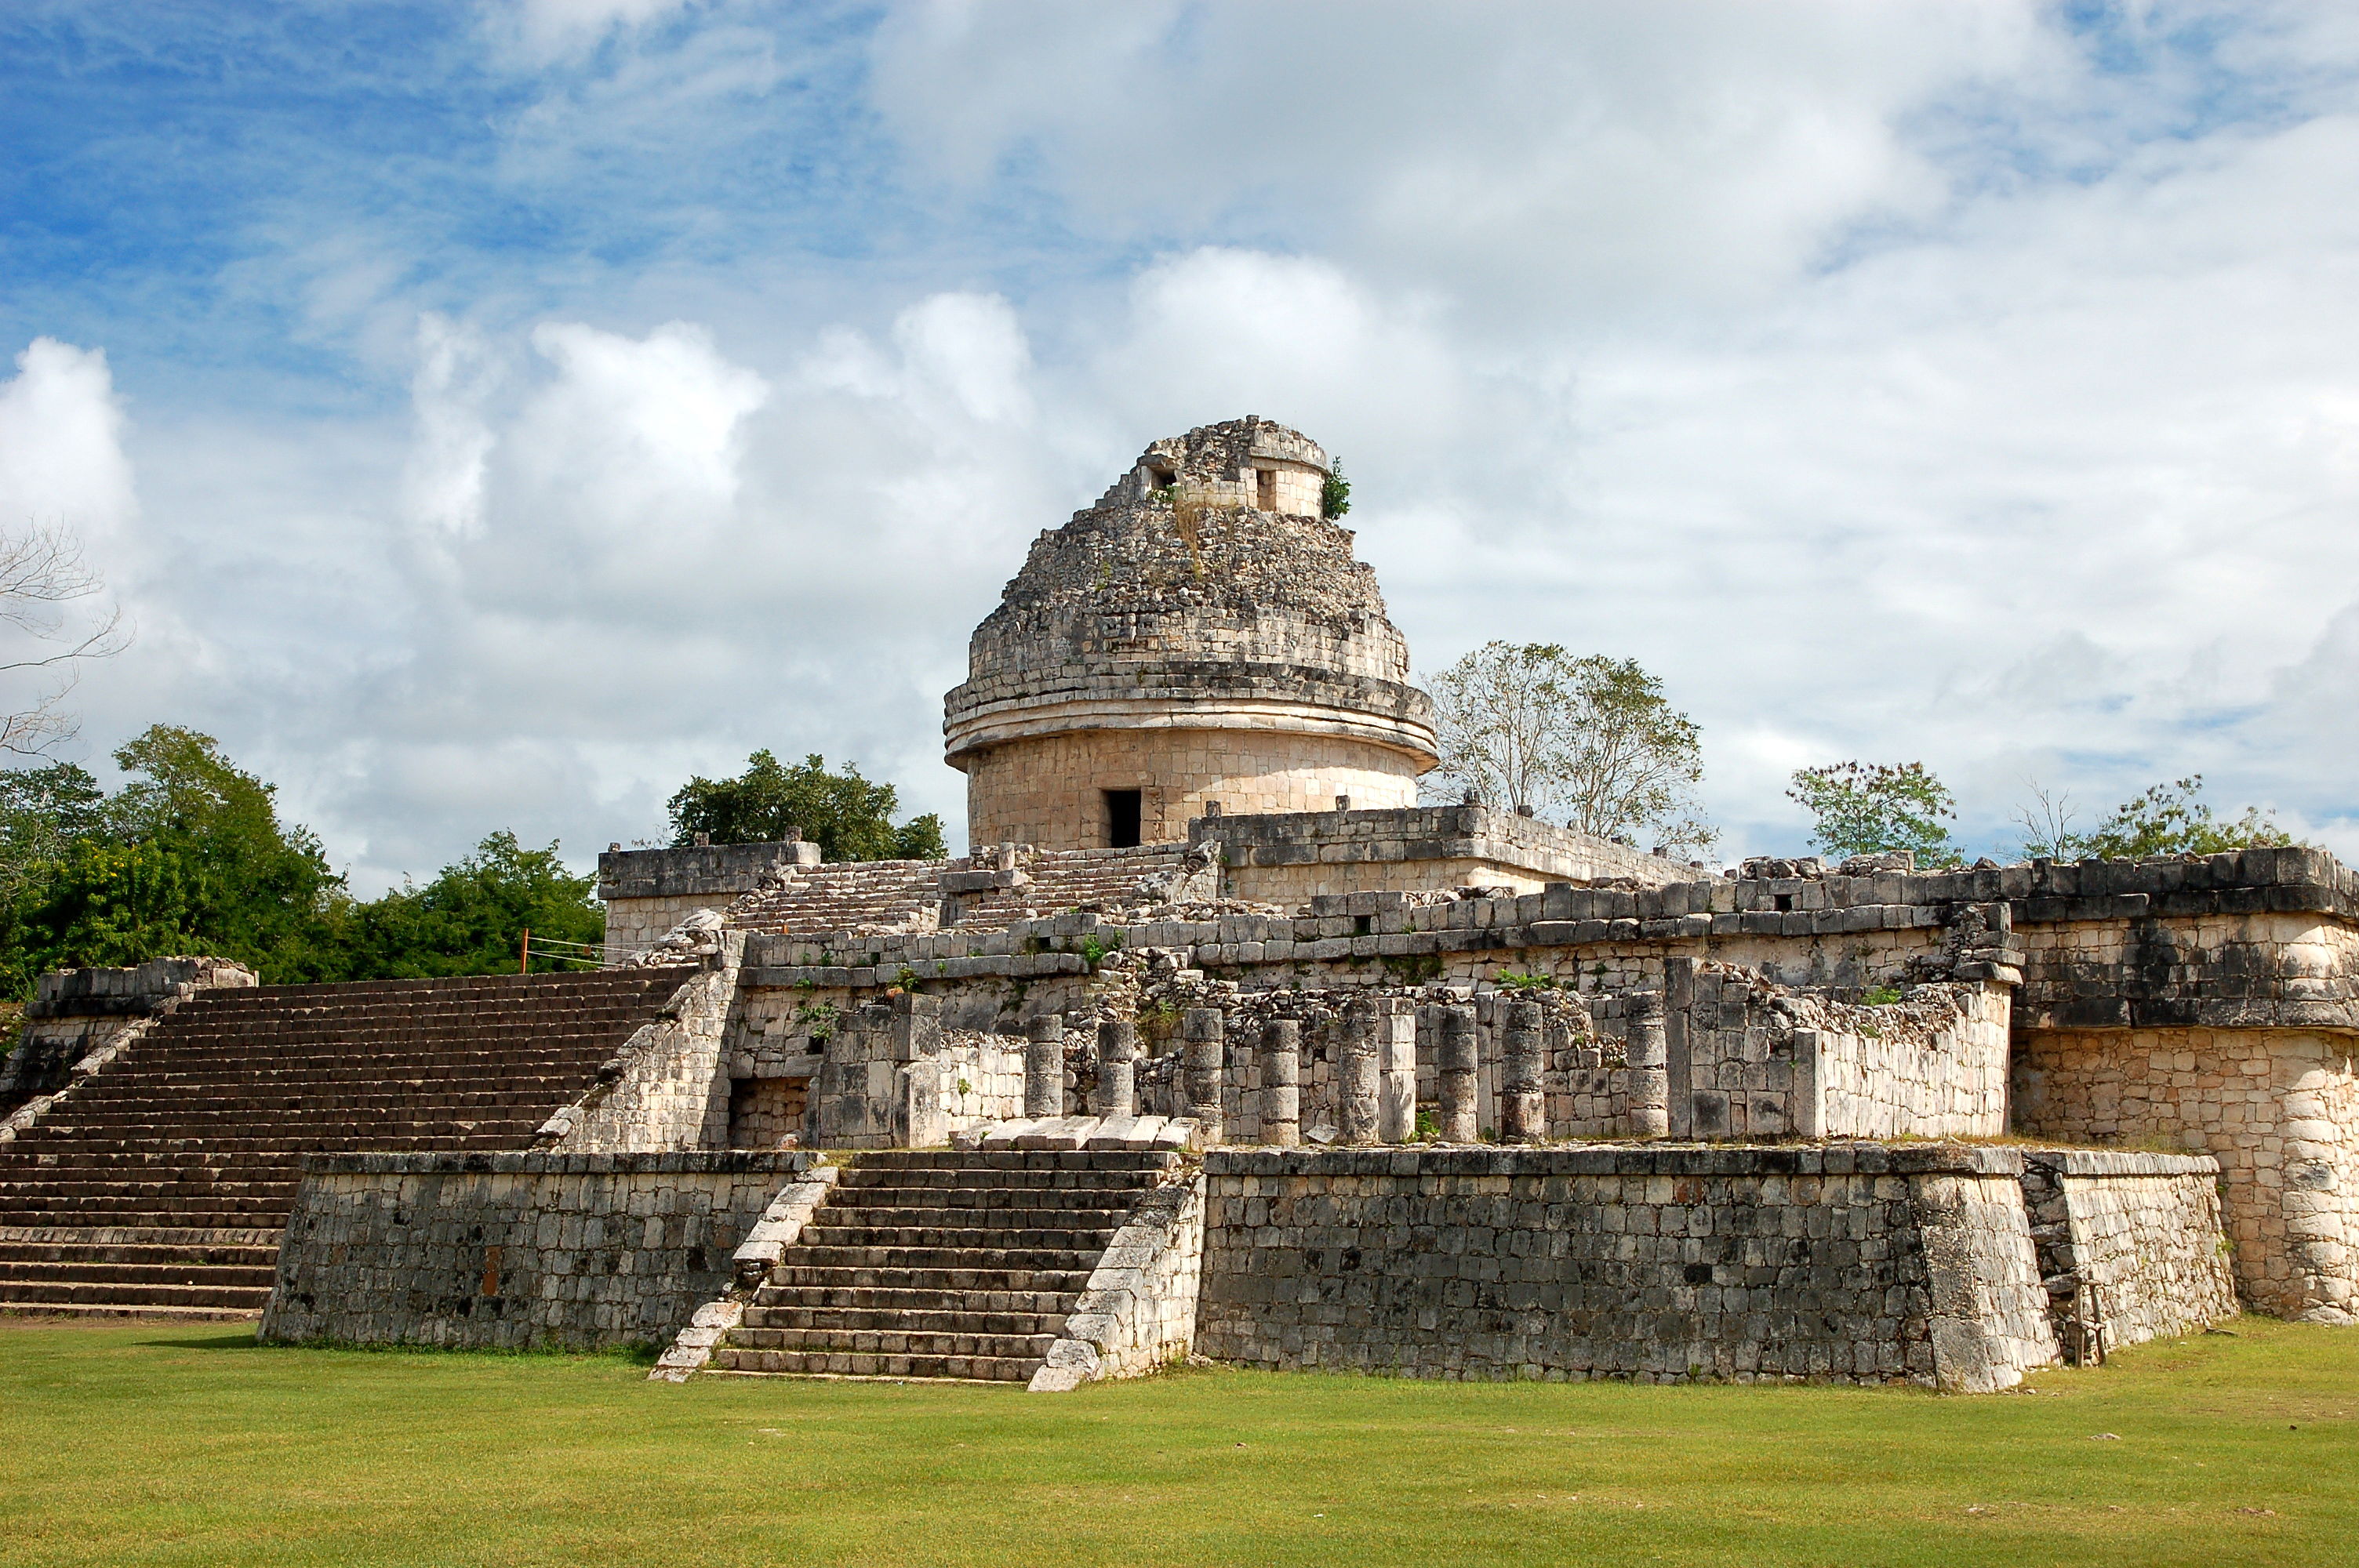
[0,967,693,1320]
[707,1149,1179,1382]
[948,844,1194,926]
[726,859,943,936]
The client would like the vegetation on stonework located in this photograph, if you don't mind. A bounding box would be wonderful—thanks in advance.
[667,749,946,862]
[1426,642,1715,855]
[2014,774,2298,861]
[2,1316,2354,1567]
[1788,760,1963,867]
[1321,459,1350,519]
[0,726,605,993]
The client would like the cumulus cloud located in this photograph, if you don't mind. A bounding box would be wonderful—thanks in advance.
[24,0,2359,890]
[0,339,137,542]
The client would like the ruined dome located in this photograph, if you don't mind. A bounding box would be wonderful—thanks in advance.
[944,417,1438,851]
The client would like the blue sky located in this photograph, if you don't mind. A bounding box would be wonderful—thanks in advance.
[3,1,2358,887]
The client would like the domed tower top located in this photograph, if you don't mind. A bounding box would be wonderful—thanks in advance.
[944,416,1438,851]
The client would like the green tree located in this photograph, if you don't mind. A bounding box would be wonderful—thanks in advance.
[1426,644,1714,855]
[2015,775,2294,861]
[1321,459,1351,519]
[350,831,604,978]
[667,750,947,862]
[1787,760,1961,866]
[100,725,353,982]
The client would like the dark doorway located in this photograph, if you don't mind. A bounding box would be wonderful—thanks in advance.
[1106,789,1143,848]
[1256,467,1277,510]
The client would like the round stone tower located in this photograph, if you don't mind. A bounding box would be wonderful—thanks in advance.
[944,416,1438,851]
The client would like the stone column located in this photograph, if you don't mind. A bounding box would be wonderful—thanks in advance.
[1438,1005,1478,1142]
[1259,1019,1300,1147]
[1626,992,1670,1138]
[1339,1002,1380,1146]
[1183,1007,1226,1142]
[1378,1001,1417,1142]
[1094,1017,1137,1119]
[1023,1014,1065,1120]
[1501,997,1547,1144]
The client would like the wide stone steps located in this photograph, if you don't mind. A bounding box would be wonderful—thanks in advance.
[0,1257,276,1288]
[706,1147,1176,1385]
[0,966,690,1317]
[0,1276,272,1311]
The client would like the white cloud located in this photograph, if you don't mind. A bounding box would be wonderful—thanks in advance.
[509,319,769,533]
[403,314,503,537]
[0,339,137,543]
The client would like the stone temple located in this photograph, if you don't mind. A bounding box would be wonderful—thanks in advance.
[2,416,2352,1395]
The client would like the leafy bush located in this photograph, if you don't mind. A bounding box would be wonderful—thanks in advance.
[667,750,945,862]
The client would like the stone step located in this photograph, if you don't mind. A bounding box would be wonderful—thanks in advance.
[0,1258,278,1287]
[782,1243,1102,1272]
[748,1283,1079,1316]
[0,1238,280,1266]
[740,1303,1065,1336]
[816,1200,1137,1225]
[761,1263,1092,1294]
[848,1149,1176,1173]
[0,1300,264,1322]
[0,1277,272,1308]
[704,1346,1040,1382]
[725,1325,1056,1359]
[796,1224,1117,1252]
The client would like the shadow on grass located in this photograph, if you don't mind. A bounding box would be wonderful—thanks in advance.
[136,1329,266,1352]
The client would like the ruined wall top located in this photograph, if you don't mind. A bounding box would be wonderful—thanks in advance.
[944,417,1436,767]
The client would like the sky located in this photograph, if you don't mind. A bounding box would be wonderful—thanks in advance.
[3,0,2358,890]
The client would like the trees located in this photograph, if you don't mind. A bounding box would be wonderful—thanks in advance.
[2013,775,2292,861]
[0,524,127,758]
[0,726,350,988]
[1787,760,1961,866]
[667,750,947,862]
[348,832,603,978]
[1425,643,1714,854]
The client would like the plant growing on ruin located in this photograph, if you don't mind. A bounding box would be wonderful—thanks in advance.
[1424,644,1714,855]
[1787,760,1960,866]
[1321,460,1350,519]
[2011,775,2295,861]
[1079,934,1121,969]
[793,1001,839,1041]
[1495,967,1558,991]
[1861,984,1905,1007]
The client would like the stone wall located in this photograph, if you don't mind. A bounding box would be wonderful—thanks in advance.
[260,1151,809,1350]
[2013,1025,2359,1321]
[538,942,739,1152]
[959,726,1421,853]
[0,956,256,1125]
[1194,1145,2061,1391]
[1030,1171,1206,1390]
[2019,1149,2238,1352]
[599,839,819,955]
[1199,805,1703,902]
[1667,960,2009,1140]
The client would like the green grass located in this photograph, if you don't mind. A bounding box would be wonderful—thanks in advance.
[1,1316,2354,1566]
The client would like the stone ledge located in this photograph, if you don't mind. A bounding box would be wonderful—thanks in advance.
[298,1151,815,1178]
[2019,1148,2221,1178]
[1202,1142,2023,1179]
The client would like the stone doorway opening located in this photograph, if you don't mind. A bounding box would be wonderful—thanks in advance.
[1106,788,1143,848]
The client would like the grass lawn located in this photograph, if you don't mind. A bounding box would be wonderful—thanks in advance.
[0,1316,2353,1566]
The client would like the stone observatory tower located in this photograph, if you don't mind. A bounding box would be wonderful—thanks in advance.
[943,416,1438,851]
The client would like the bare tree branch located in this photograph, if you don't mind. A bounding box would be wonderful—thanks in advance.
[0,521,130,757]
